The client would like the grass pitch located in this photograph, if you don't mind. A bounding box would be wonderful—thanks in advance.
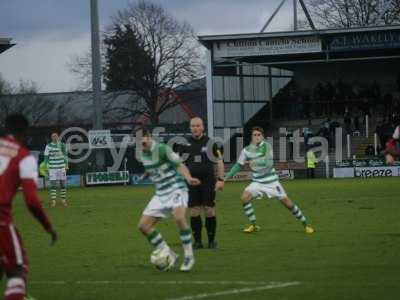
[3,178,400,300]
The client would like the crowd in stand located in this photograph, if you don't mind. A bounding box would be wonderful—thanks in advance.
[273,79,400,120]
[273,78,400,158]
[283,113,399,162]
[299,118,341,149]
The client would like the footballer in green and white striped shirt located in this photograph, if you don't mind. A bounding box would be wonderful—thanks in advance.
[225,126,314,234]
[44,132,68,207]
[137,128,201,272]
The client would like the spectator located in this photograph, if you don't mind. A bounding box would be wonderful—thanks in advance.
[287,130,294,160]
[354,114,361,134]
[316,119,331,146]
[371,81,381,99]
[329,119,340,148]
[325,82,335,101]
[376,119,385,148]
[303,95,311,119]
[376,144,383,155]
[336,79,346,100]
[313,82,325,117]
[323,117,330,130]
[352,81,361,98]
[325,82,335,115]
[296,96,304,119]
[330,119,340,132]
[303,120,314,146]
[360,97,370,117]
[344,110,352,134]
[365,144,375,157]
[383,93,393,116]
[313,82,324,100]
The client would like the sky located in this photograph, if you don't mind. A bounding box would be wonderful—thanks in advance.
[0,0,296,93]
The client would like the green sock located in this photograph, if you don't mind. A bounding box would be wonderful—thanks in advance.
[147,230,167,250]
[50,188,57,201]
[243,203,256,224]
[60,188,67,201]
[291,204,307,226]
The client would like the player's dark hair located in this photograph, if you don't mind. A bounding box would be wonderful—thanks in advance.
[137,126,152,137]
[5,114,29,136]
[251,126,264,136]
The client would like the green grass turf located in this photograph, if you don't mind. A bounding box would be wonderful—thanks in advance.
[1,178,399,300]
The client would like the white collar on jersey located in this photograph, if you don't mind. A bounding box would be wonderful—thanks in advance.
[251,140,265,148]
[150,141,157,152]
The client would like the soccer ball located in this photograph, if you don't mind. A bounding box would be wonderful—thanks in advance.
[150,248,171,271]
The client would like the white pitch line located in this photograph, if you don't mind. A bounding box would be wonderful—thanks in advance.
[164,282,301,300]
[30,280,288,286]
[31,281,67,285]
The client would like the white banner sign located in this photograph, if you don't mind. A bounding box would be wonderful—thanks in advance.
[333,168,355,178]
[86,171,130,186]
[213,37,322,59]
[226,170,294,181]
[277,170,294,180]
[88,130,112,149]
[226,171,251,182]
[334,166,400,178]
[354,167,400,178]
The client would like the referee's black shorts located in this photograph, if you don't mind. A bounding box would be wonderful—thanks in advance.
[188,179,216,208]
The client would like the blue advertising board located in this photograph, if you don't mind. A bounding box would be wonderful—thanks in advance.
[43,175,82,188]
[67,175,82,187]
[131,174,153,185]
[329,31,400,52]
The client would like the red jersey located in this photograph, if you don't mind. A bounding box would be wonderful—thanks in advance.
[0,135,51,229]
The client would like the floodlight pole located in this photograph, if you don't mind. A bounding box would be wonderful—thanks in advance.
[90,0,105,170]
[293,0,298,31]
[90,0,103,130]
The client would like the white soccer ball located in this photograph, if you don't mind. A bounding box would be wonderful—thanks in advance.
[150,248,171,271]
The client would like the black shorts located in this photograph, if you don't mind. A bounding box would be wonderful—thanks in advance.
[188,180,216,208]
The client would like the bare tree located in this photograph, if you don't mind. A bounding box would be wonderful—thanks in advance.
[69,1,204,124]
[68,50,93,91]
[105,1,204,124]
[0,73,13,95]
[303,0,400,28]
[67,44,107,91]
[102,91,146,124]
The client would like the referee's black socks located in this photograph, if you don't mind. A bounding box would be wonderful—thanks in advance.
[190,216,202,243]
[205,216,217,243]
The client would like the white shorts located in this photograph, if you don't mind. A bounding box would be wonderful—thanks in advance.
[48,169,67,181]
[245,181,288,200]
[143,189,188,219]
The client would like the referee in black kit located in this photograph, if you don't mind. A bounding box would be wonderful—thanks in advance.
[179,117,225,249]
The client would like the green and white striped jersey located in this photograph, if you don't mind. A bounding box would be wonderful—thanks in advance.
[237,140,278,184]
[140,142,187,199]
[44,142,68,170]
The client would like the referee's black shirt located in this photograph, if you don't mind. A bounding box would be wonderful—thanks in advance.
[178,135,219,182]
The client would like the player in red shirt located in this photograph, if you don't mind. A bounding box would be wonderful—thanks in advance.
[385,124,400,165]
[0,114,57,300]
